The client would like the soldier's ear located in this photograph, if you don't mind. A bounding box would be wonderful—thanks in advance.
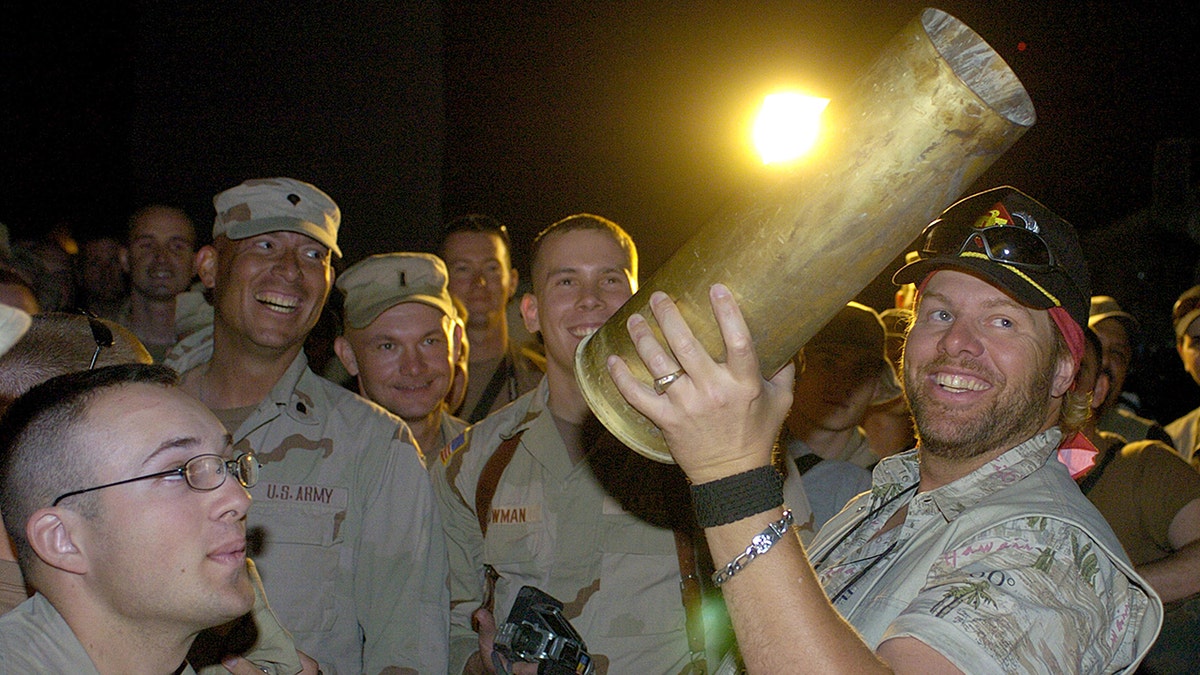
[333,336,360,377]
[506,267,520,302]
[1050,349,1076,398]
[195,245,218,290]
[26,508,89,576]
[451,322,465,363]
[520,293,540,335]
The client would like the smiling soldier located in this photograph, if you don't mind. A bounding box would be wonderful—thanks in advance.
[163,177,448,674]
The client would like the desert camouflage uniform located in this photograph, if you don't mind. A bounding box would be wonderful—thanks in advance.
[1166,407,1200,466]
[458,343,545,423]
[0,594,197,674]
[166,328,449,675]
[427,410,468,468]
[432,378,714,674]
[809,428,1162,673]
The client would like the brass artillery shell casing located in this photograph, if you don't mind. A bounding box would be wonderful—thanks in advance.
[576,8,1036,463]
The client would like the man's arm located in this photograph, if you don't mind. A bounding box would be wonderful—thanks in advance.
[1138,497,1200,602]
[429,435,492,673]
[357,425,451,674]
[607,285,959,674]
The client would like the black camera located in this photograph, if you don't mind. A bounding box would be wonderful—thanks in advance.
[493,586,594,675]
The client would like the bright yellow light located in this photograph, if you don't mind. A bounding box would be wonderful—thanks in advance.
[752,92,829,165]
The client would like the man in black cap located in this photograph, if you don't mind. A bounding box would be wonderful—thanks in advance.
[609,186,1162,672]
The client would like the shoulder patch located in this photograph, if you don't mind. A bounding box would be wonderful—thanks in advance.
[440,428,469,465]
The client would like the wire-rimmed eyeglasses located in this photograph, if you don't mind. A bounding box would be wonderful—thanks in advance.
[52,452,260,506]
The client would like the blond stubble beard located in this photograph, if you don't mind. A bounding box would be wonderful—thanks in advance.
[905,350,1056,462]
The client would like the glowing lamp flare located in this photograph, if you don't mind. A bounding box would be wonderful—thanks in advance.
[576,8,1037,463]
[753,93,830,164]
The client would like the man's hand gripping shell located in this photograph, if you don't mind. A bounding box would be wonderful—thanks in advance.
[606,284,795,484]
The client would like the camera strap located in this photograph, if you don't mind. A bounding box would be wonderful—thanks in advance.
[475,426,716,674]
[674,529,709,675]
[475,430,526,537]
[467,352,516,423]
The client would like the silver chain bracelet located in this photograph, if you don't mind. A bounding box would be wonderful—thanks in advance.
[711,509,794,587]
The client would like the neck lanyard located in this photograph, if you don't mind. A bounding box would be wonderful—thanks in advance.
[813,483,918,603]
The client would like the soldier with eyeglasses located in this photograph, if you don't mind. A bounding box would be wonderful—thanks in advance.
[0,364,269,673]
[0,316,316,674]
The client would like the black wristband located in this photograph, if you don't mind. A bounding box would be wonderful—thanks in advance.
[690,466,785,528]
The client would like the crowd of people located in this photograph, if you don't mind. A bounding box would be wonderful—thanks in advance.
[1,177,1199,673]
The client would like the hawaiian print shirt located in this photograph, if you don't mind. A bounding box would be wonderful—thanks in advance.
[809,429,1160,673]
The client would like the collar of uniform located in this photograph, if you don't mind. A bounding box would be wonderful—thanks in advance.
[166,327,319,431]
[163,323,215,373]
[500,376,550,440]
[268,351,321,425]
[435,410,469,457]
[835,426,873,465]
[499,377,578,480]
[913,428,1063,522]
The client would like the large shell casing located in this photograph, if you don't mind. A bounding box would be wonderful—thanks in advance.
[576,8,1036,462]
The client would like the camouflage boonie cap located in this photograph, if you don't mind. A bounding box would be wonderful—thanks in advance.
[337,252,456,330]
[1173,285,1200,340]
[212,177,341,257]
[1089,295,1138,331]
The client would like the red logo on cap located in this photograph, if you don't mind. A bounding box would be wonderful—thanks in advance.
[973,202,1013,230]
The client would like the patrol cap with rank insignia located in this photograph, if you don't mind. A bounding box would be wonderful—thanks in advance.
[337,252,457,330]
[213,177,342,257]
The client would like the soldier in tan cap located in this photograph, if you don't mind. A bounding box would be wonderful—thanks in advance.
[1088,295,1172,446]
[334,252,468,462]
[164,177,449,674]
[1167,286,1200,465]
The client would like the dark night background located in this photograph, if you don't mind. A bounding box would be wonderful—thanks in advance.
[2,1,1198,419]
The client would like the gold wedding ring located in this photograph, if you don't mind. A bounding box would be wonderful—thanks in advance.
[652,369,686,395]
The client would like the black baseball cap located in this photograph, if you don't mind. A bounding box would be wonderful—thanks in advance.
[894,186,1091,329]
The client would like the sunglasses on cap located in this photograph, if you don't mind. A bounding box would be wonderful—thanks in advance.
[916,218,1060,274]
